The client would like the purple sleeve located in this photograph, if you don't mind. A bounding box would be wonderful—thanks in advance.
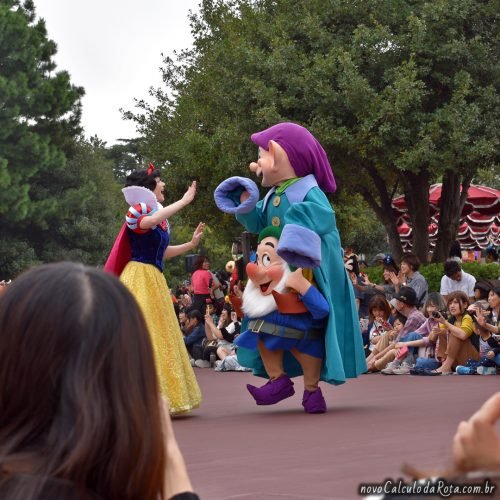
[278,224,321,268]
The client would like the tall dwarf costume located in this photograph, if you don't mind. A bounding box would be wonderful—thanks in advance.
[215,123,366,402]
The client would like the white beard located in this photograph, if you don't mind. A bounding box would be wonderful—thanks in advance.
[242,265,291,318]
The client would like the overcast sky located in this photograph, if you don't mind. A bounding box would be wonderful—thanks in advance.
[34,1,200,145]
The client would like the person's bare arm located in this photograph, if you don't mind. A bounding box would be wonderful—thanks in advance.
[140,182,197,230]
[453,392,500,472]
[161,399,194,498]
[164,223,205,259]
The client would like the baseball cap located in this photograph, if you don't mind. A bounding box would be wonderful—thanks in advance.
[393,286,418,306]
[371,253,386,264]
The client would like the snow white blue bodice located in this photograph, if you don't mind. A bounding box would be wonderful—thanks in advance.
[128,226,170,272]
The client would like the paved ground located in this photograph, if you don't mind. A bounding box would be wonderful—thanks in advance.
[172,370,499,500]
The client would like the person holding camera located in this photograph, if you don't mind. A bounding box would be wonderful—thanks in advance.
[430,291,479,374]
[455,298,500,375]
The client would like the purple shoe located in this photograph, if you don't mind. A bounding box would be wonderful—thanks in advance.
[302,387,327,414]
[246,375,295,405]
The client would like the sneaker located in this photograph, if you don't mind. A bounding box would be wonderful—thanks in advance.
[194,359,211,368]
[381,360,400,375]
[392,362,413,375]
[456,365,475,375]
[477,366,497,375]
[215,360,223,368]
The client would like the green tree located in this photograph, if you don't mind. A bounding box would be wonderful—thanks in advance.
[105,137,145,183]
[0,0,85,277]
[126,0,499,263]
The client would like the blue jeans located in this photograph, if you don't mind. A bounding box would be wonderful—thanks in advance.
[415,358,441,370]
[479,354,500,367]
[399,332,423,361]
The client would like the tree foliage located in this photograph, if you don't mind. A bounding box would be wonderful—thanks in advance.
[126,0,499,263]
[0,2,123,277]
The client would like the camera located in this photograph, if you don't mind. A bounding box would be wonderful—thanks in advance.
[431,311,441,319]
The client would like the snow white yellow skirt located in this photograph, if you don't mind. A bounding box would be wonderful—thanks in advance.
[120,261,201,414]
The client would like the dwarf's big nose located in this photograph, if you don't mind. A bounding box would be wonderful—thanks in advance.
[246,262,262,281]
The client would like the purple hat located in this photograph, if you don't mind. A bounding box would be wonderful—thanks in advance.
[250,122,336,193]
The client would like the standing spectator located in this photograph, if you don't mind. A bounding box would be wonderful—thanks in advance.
[190,255,213,314]
[440,259,476,303]
[393,253,428,307]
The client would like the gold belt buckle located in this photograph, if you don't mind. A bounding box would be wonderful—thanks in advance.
[251,319,264,333]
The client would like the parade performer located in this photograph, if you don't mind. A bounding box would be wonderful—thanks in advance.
[105,164,203,415]
[214,123,366,406]
[236,226,330,413]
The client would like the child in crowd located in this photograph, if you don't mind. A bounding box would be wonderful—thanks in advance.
[364,295,392,357]
[367,313,406,372]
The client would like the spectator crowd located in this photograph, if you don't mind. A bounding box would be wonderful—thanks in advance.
[345,251,500,376]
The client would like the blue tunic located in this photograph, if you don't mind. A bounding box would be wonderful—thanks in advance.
[236,286,329,377]
[236,175,367,384]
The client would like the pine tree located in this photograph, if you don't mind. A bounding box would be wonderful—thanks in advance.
[0,0,84,277]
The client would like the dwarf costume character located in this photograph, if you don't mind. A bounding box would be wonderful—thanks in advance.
[214,122,366,392]
[235,226,330,413]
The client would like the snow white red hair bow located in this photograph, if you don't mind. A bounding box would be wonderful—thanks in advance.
[147,162,155,175]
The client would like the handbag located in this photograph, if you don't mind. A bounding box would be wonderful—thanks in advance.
[201,338,218,361]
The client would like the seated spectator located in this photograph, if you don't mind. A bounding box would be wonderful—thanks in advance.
[449,240,462,262]
[394,292,447,373]
[183,310,206,363]
[178,310,188,334]
[204,306,240,363]
[361,255,399,302]
[0,262,197,500]
[347,254,383,319]
[456,301,500,375]
[205,298,219,325]
[431,291,479,374]
[473,279,498,301]
[371,252,387,266]
[394,253,428,307]
[364,295,392,356]
[366,287,426,372]
[440,259,476,303]
[483,286,500,332]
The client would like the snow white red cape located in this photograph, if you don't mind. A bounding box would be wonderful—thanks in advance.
[104,185,160,276]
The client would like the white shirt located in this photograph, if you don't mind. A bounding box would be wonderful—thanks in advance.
[440,271,476,297]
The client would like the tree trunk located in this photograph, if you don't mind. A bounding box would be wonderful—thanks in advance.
[358,165,404,263]
[401,170,430,264]
[432,170,472,263]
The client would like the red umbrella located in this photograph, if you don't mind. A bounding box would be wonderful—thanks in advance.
[393,183,500,249]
